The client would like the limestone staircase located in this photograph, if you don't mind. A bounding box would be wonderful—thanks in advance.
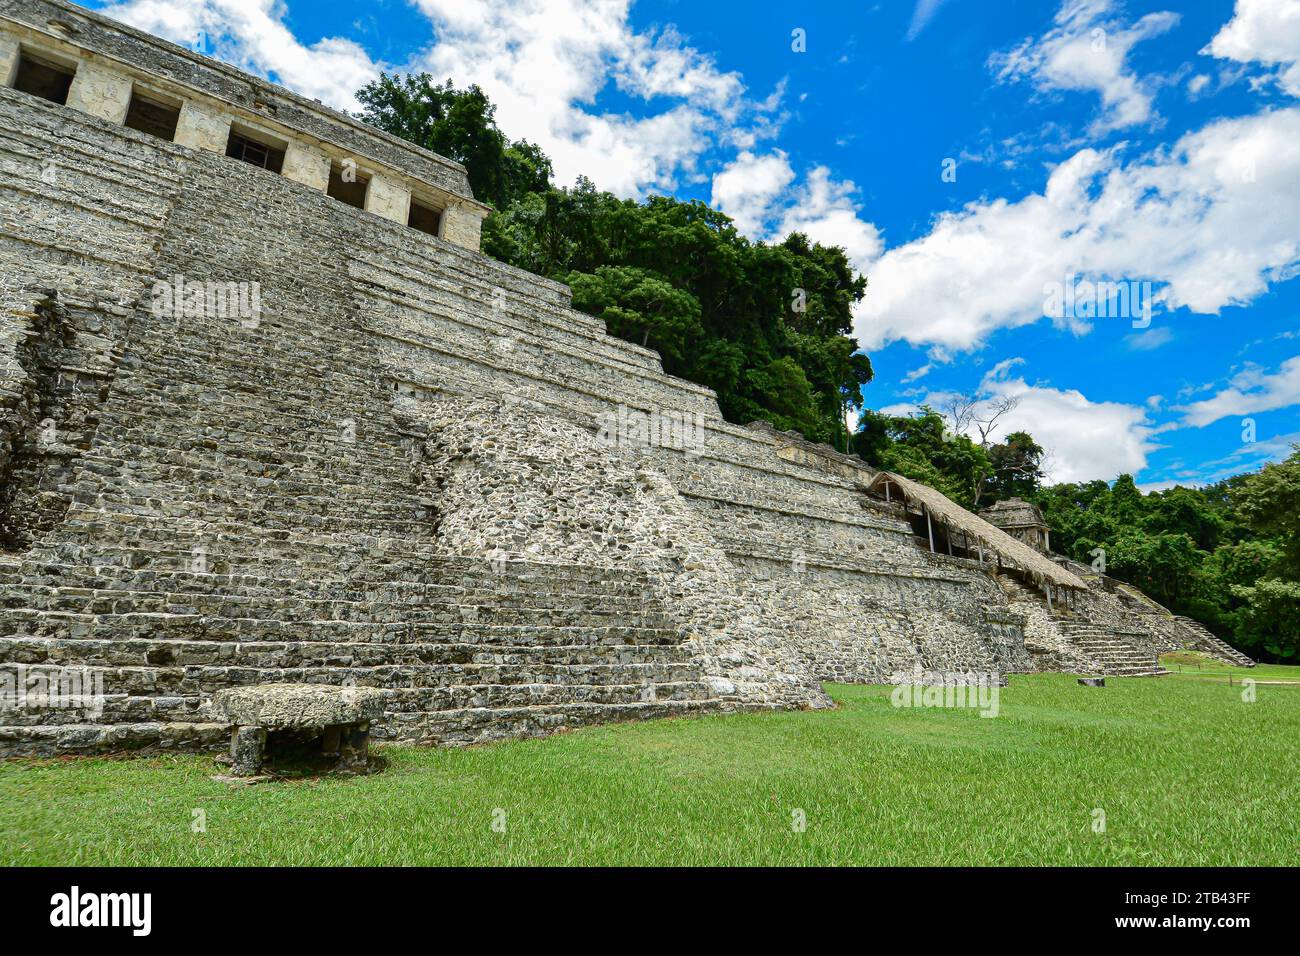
[1171,615,1256,668]
[1057,621,1167,677]
[0,142,727,754]
[0,533,721,753]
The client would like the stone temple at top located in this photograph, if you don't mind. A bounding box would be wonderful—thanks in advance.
[0,0,1252,756]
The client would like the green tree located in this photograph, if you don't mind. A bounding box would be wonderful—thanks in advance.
[982,430,1045,505]
[1233,445,1300,577]
[565,266,703,367]
[851,407,991,509]
[1231,578,1300,661]
[356,74,551,210]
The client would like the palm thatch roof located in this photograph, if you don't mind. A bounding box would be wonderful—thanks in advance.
[867,471,1086,590]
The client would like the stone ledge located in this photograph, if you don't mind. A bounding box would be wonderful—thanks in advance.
[210,683,386,731]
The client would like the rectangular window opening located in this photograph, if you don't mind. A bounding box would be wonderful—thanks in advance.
[408,198,442,237]
[225,128,285,174]
[123,89,181,141]
[327,162,369,209]
[13,50,76,105]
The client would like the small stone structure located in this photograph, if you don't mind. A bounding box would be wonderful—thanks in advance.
[979,498,1051,554]
[0,0,1253,757]
[211,684,385,776]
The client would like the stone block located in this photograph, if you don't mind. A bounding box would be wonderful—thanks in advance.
[230,725,266,776]
[364,171,411,224]
[174,99,230,153]
[441,201,486,252]
[282,140,330,191]
[0,35,18,88]
[211,683,386,730]
[66,61,134,125]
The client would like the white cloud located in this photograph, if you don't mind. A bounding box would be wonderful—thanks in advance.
[710,156,883,268]
[412,0,778,196]
[99,0,381,109]
[99,0,783,198]
[1125,326,1174,350]
[1195,428,1300,481]
[892,361,1162,483]
[901,363,934,383]
[1176,355,1300,427]
[857,106,1300,352]
[989,0,1180,133]
[710,150,795,235]
[907,0,953,41]
[1205,0,1300,97]
[1137,479,1188,492]
[773,167,884,267]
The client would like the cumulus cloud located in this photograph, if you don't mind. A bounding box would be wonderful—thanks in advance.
[710,154,883,267]
[857,106,1300,351]
[1176,355,1300,427]
[1205,0,1300,97]
[411,0,782,195]
[889,360,1163,483]
[99,0,381,109]
[989,0,1180,133]
[710,150,795,235]
[98,0,783,197]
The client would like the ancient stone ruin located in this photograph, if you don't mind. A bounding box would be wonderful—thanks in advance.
[0,0,1252,757]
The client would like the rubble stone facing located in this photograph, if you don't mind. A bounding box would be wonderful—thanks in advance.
[0,37,1246,756]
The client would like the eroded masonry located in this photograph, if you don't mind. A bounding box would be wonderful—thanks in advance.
[0,0,1252,755]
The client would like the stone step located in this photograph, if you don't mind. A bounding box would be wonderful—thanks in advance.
[0,561,654,603]
[24,527,650,579]
[0,635,692,668]
[0,610,681,647]
[0,580,661,615]
[80,401,423,466]
[0,588,672,627]
[0,720,228,756]
[0,695,728,754]
[0,660,707,708]
[384,698,726,747]
[353,264,664,375]
[71,443,423,492]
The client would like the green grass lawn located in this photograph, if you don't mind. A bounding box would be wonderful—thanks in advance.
[1159,650,1300,683]
[2,672,1296,866]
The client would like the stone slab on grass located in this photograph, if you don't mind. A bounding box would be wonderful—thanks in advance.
[211,684,386,731]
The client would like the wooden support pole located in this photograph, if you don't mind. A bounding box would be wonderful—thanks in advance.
[945,521,953,555]
[1046,586,1053,611]
[885,482,891,503]
[926,508,935,553]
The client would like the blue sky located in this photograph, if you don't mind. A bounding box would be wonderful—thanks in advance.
[86,0,1300,489]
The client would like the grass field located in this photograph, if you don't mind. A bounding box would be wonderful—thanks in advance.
[1159,650,1300,683]
[2,671,1296,866]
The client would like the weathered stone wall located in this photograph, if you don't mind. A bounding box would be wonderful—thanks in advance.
[0,71,1034,755]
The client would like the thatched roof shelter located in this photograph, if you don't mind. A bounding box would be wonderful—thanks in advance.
[866,471,1085,591]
